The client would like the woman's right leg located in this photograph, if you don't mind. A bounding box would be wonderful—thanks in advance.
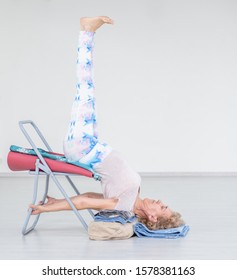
[63,30,98,161]
[63,17,113,168]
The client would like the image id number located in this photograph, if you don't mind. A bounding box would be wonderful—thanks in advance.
[135,266,195,276]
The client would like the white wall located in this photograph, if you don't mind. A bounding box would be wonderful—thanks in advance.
[1,0,237,173]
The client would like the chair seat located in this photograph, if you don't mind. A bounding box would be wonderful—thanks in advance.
[7,151,94,178]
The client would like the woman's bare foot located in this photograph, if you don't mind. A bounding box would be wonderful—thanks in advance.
[80,16,114,32]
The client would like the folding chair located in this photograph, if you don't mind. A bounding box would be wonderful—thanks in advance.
[7,120,100,235]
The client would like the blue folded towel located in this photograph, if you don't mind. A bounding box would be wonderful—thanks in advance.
[94,210,137,224]
[134,223,189,239]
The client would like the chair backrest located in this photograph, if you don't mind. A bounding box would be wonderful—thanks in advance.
[8,120,97,178]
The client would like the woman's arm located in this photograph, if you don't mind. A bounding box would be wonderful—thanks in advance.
[29,194,117,215]
[80,192,104,199]
[74,196,118,211]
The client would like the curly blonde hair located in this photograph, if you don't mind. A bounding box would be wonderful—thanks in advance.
[138,211,184,230]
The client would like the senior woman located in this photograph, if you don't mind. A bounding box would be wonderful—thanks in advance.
[30,16,184,230]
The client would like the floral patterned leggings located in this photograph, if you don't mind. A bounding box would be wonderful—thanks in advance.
[63,31,112,168]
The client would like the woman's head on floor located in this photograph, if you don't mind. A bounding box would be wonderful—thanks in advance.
[135,198,184,230]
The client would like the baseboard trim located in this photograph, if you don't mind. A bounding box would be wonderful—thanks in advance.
[0,172,29,178]
[1,171,237,178]
[139,172,237,177]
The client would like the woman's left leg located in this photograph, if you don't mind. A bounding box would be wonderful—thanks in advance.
[63,28,112,167]
[63,31,98,160]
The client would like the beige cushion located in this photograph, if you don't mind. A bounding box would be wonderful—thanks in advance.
[88,221,135,240]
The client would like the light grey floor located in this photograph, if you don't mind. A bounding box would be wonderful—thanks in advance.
[0,174,237,260]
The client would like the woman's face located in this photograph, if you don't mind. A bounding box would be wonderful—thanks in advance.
[143,198,173,222]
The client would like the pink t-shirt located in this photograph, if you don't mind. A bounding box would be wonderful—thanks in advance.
[94,150,141,211]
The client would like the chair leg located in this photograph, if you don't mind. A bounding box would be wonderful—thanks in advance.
[22,163,90,234]
[22,162,49,235]
[65,175,95,219]
[50,173,89,231]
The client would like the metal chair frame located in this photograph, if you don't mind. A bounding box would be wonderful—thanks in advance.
[19,120,95,235]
